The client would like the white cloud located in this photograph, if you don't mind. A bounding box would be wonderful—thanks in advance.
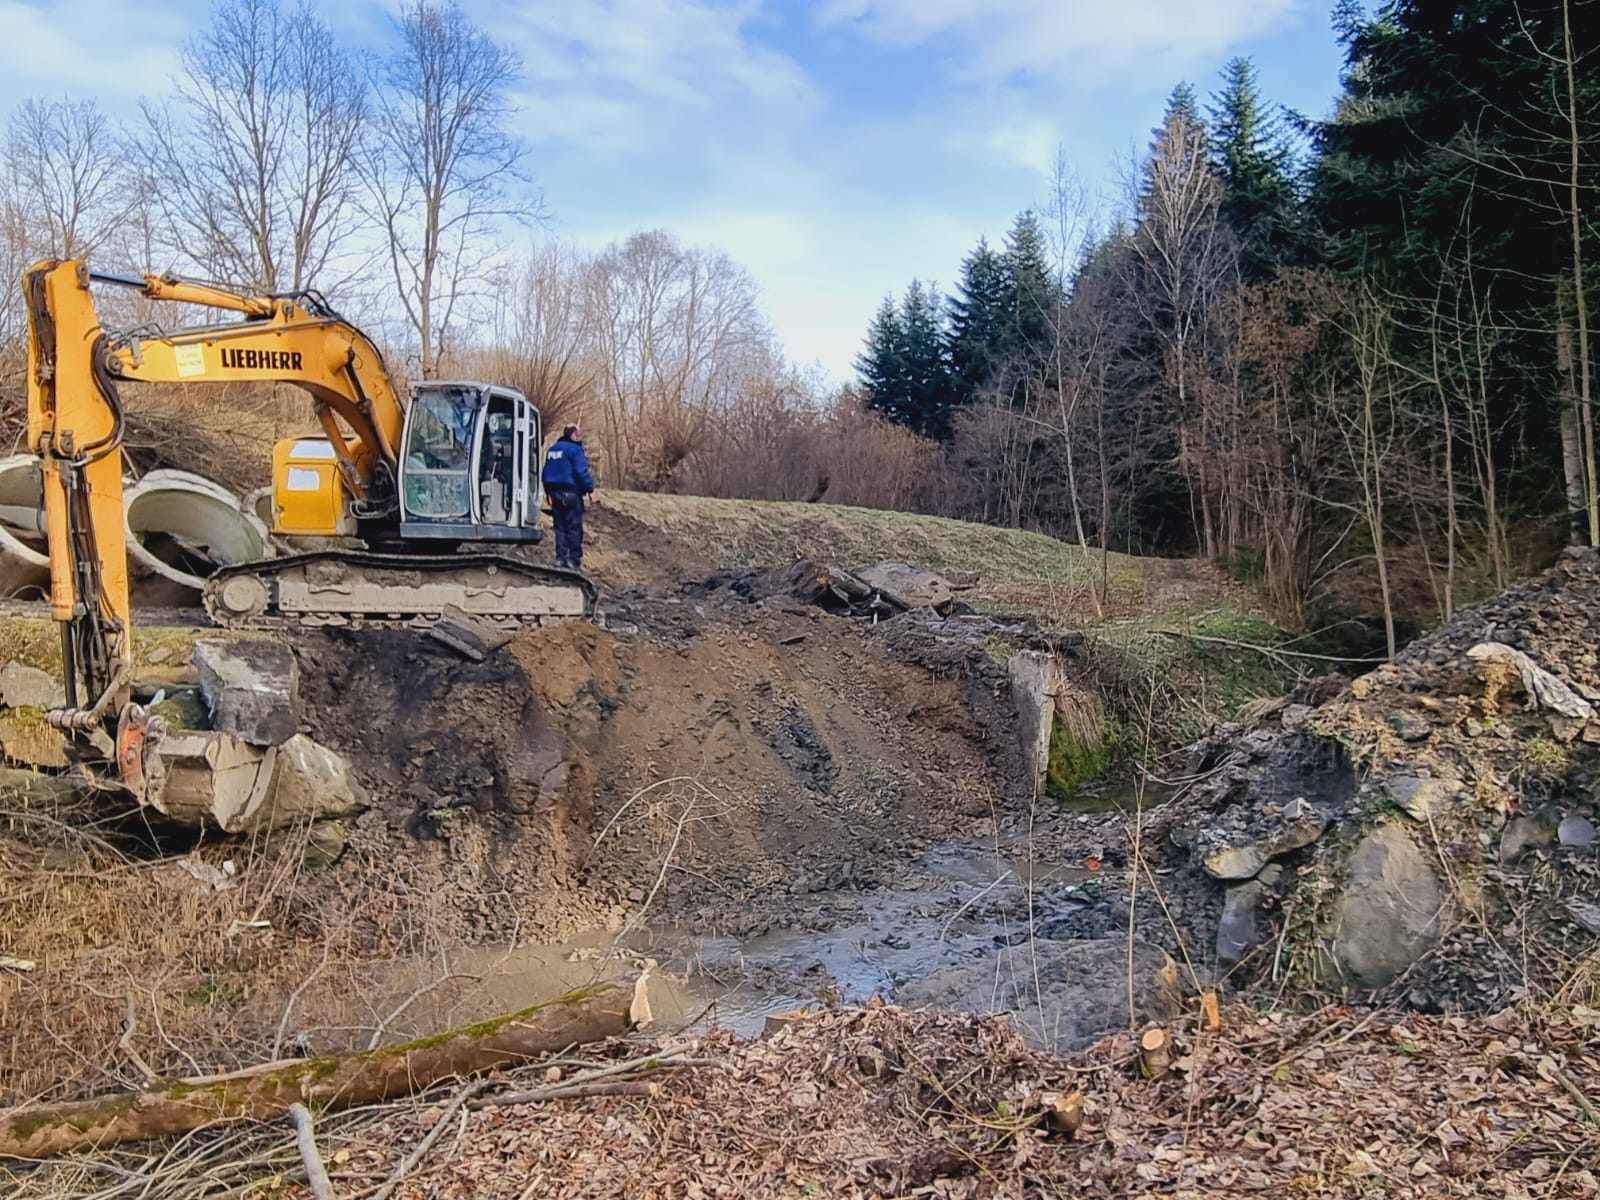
[490,0,817,153]
[982,117,1060,177]
[819,0,1308,82]
[0,0,187,110]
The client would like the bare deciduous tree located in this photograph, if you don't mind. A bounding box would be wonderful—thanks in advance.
[362,0,533,377]
[587,231,767,488]
[3,97,133,261]
[483,243,597,432]
[139,0,366,293]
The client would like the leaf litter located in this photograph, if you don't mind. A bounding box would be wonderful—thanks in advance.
[347,1002,1599,1199]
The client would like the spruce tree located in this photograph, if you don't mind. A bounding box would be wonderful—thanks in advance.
[899,280,955,439]
[856,295,908,425]
[1003,210,1057,366]
[948,238,1009,401]
[1208,56,1300,276]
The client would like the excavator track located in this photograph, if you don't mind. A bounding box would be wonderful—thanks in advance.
[203,550,597,631]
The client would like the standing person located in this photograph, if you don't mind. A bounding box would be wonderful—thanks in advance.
[541,422,596,571]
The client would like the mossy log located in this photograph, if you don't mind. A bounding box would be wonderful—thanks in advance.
[1,980,639,1159]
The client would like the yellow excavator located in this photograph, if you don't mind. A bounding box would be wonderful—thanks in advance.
[24,258,594,796]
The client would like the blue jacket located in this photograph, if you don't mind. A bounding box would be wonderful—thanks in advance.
[541,436,594,492]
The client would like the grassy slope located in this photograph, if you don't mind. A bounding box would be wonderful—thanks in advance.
[605,491,1311,735]
[606,491,1149,617]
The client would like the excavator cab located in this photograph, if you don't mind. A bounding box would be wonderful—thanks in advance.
[396,382,542,543]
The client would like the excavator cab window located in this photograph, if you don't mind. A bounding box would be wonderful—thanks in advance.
[399,383,542,544]
[402,385,479,520]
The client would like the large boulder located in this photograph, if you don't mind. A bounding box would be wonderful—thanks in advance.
[0,662,64,711]
[1326,823,1444,989]
[193,638,300,747]
[150,730,361,833]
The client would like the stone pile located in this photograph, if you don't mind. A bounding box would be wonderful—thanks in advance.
[1164,547,1600,1005]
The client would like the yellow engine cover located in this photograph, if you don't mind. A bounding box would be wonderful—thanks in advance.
[271,438,352,536]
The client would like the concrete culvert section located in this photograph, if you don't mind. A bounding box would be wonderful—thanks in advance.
[124,469,273,594]
[0,454,49,596]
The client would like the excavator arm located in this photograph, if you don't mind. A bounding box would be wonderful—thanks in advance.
[24,257,590,806]
[25,259,411,733]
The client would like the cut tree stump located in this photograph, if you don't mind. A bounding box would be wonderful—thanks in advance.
[1139,1027,1173,1079]
[0,980,642,1159]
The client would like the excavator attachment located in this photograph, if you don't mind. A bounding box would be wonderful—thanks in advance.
[203,549,596,631]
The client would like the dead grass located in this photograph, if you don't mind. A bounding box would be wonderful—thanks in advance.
[604,491,1154,617]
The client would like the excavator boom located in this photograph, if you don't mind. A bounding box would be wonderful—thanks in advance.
[23,257,593,800]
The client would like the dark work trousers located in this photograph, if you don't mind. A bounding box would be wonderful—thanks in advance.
[548,488,586,568]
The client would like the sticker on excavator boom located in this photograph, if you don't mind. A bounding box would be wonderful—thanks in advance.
[174,344,206,377]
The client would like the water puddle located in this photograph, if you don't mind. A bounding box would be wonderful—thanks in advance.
[346,842,1122,1047]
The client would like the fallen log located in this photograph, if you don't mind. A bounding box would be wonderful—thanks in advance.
[0,980,640,1159]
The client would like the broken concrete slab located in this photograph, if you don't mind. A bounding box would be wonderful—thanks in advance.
[852,562,954,612]
[1328,822,1444,989]
[1009,650,1054,792]
[193,638,300,746]
[148,729,360,833]
[0,712,70,769]
[0,662,64,712]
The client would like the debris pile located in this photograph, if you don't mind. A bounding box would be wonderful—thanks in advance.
[716,558,973,619]
[1164,547,1600,1005]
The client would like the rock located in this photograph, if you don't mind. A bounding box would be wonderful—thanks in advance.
[1500,814,1557,863]
[1387,711,1433,742]
[1566,899,1600,934]
[1201,843,1267,881]
[1558,815,1596,849]
[897,937,1181,1052]
[1217,880,1265,965]
[1279,704,1313,731]
[193,638,300,746]
[1328,823,1443,989]
[1197,802,1328,881]
[852,562,954,611]
[300,820,346,871]
[0,662,63,711]
[1384,774,1460,822]
[150,730,360,832]
[0,711,69,769]
[259,735,362,830]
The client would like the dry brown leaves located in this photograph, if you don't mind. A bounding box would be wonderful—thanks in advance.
[331,1002,1600,1200]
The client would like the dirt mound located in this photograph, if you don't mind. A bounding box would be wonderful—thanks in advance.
[292,593,1007,949]
[1159,547,1600,1008]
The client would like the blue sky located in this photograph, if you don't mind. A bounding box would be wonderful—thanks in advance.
[0,0,1347,380]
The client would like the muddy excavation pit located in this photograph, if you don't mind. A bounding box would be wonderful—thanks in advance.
[273,585,1163,1052]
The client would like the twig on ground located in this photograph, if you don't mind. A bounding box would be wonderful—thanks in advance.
[117,994,158,1086]
[288,1103,336,1200]
[363,1078,493,1200]
[1155,628,1378,666]
[1551,1064,1600,1127]
[472,1051,723,1109]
